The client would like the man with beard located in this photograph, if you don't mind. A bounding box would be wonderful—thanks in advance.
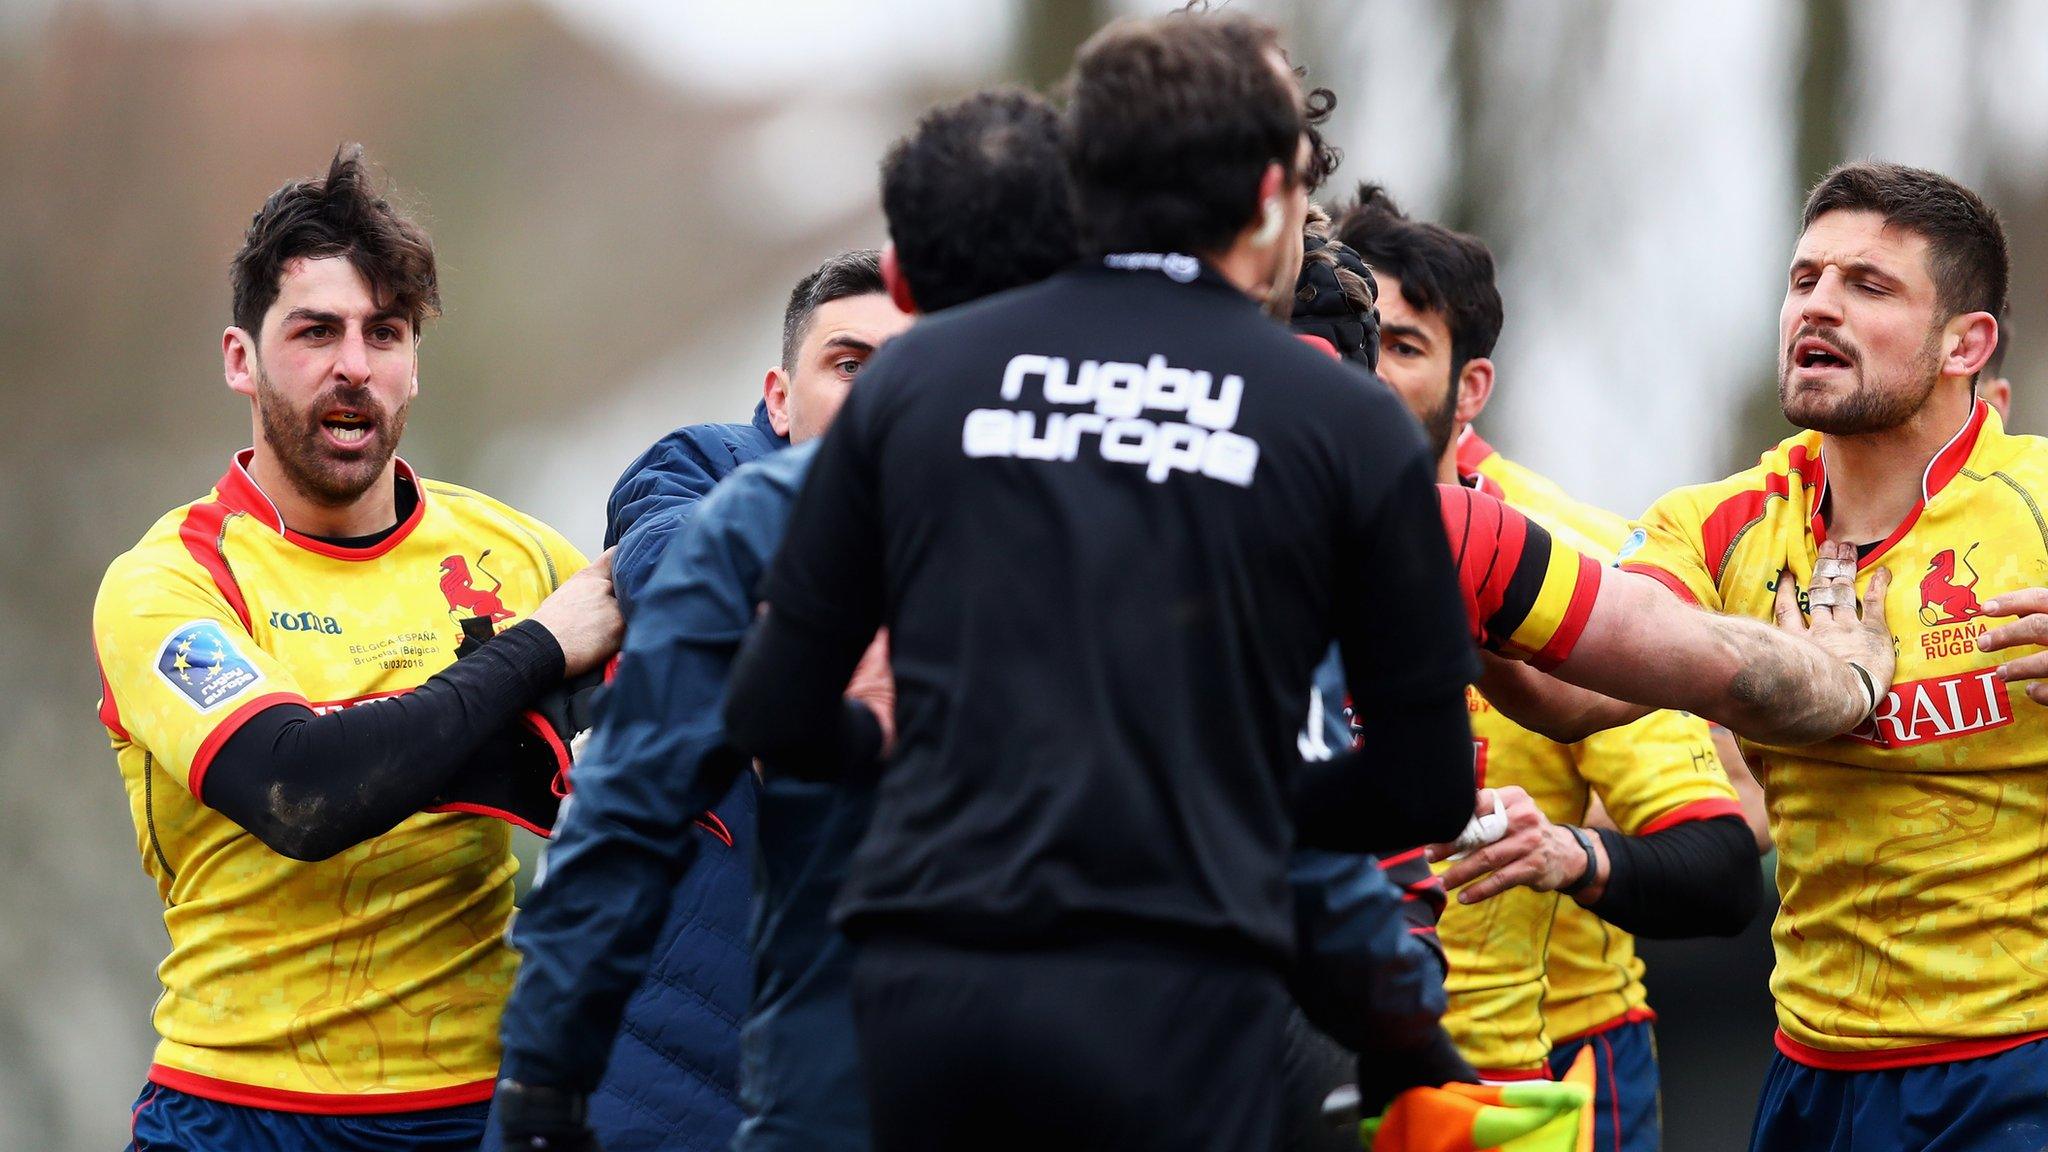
[1613,161,2048,1150]
[1332,185,1758,1151]
[95,146,621,1151]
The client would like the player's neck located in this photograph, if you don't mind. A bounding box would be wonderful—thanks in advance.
[1818,383,1975,545]
[1435,442,1462,485]
[245,446,401,539]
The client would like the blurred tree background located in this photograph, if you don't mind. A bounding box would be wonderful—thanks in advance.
[3,1,2044,1147]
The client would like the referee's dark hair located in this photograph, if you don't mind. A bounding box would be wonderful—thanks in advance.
[1064,10,1308,257]
[1333,183,1504,379]
[881,88,1080,313]
[780,250,885,371]
[231,143,440,340]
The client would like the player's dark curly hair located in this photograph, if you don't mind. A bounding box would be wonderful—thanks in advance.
[1332,183,1503,377]
[1065,10,1309,257]
[881,88,1080,313]
[231,144,440,338]
[1801,161,2008,322]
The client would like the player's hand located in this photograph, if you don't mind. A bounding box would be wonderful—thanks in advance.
[1979,588,2048,704]
[529,550,625,678]
[1774,540,1894,722]
[1426,786,1604,904]
[846,629,896,756]
[496,1080,603,1151]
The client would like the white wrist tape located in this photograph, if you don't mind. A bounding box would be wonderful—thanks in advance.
[1447,792,1510,860]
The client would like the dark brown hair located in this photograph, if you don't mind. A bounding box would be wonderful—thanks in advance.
[1064,10,1307,256]
[1801,161,2009,321]
[1334,182,1503,374]
[780,250,885,370]
[231,144,440,338]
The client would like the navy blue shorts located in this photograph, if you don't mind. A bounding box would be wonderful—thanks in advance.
[1548,1018,1660,1152]
[1749,1036,2048,1152]
[127,1082,489,1152]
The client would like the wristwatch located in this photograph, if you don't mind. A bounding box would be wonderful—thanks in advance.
[1560,824,1601,896]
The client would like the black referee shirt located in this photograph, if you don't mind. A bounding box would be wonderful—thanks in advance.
[753,256,1477,961]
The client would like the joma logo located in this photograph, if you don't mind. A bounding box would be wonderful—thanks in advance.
[268,610,342,635]
[1845,669,2011,749]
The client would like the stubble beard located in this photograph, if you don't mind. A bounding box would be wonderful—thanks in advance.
[1779,326,1942,437]
[253,357,408,507]
[1420,373,1459,461]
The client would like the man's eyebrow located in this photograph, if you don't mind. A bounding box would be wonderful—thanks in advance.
[366,307,410,327]
[282,307,345,327]
[1382,323,1432,344]
[819,335,877,356]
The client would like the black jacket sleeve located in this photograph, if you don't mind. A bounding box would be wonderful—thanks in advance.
[1290,692,1476,854]
[201,621,565,861]
[723,607,885,782]
[1587,815,1760,938]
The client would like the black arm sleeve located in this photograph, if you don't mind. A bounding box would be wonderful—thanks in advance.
[1318,440,1480,855]
[202,621,565,861]
[1290,692,1475,854]
[723,607,884,782]
[1586,815,1760,938]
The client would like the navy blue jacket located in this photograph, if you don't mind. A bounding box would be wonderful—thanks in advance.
[605,401,786,615]
[1292,650,1451,1051]
[498,443,867,1152]
[493,405,784,1152]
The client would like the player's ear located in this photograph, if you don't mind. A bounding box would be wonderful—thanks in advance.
[224,327,258,399]
[881,244,919,315]
[1946,312,1999,381]
[1454,356,1496,426]
[763,366,793,437]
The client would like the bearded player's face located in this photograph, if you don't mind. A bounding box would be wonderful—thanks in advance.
[241,256,417,506]
[1372,273,1460,461]
[1778,209,1944,436]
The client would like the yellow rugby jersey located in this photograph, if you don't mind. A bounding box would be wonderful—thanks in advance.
[92,450,584,1112]
[1441,436,1739,1074]
[1624,400,2048,1068]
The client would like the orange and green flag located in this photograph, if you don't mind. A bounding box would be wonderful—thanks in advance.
[1359,1048,1595,1152]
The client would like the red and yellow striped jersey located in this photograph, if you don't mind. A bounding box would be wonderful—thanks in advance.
[1436,483,1603,669]
[92,451,583,1111]
[1625,401,2048,1067]
[1436,436,1738,1073]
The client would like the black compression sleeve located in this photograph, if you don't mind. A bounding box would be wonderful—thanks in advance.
[1586,815,1759,938]
[723,607,883,782]
[1291,691,1475,855]
[202,621,565,861]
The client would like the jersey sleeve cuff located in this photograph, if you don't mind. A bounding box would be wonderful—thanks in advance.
[1636,796,1745,835]
[187,692,313,802]
[1620,562,1701,606]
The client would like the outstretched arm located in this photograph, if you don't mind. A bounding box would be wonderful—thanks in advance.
[1485,541,1894,745]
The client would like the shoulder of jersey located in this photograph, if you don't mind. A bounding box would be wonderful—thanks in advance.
[1647,426,1823,521]
[1977,416,2048,484]
[417,476,546,529]
[1482,460,1623,556]
[95,494,224,614]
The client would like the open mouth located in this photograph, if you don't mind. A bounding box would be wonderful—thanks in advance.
[320,409,376,448]
[1792,336,1853,373]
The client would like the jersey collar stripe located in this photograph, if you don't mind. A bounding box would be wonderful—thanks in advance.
[177,500,253,632]
[1810,400,1989,569]
[1455,427,1497,477]
[217,449,430,560]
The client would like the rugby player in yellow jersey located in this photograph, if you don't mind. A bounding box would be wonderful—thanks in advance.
[1591,161,2047,1150]
[1333,186,1761,1151]
[95,146,622,1151]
